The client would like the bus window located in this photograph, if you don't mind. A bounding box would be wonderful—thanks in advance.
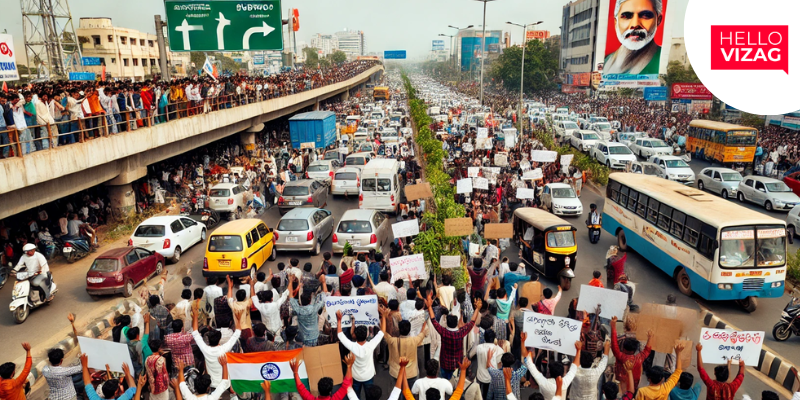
[608,181,620,201]
[720,227,755,267]
[619,186,630,208]
[636,194,649,218]
[647,198,660,224]
[658,203,673,231]
[683,216,701,247]
[757,226,786,267]
[627,190,639,212]
[671,210,686,238]
[700,224,719,259]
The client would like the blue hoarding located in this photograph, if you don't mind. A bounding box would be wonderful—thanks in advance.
[643,87,667,101]
[253,55,265,65]
[383,50,406,59]
[69,72,96,81]
[432,40,445,51]
[82,57,101,66]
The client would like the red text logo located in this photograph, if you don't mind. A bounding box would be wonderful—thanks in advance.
[710,25,788,74]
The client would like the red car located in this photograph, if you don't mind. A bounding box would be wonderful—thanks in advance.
[784,171,800,197]
[86,247,164,297]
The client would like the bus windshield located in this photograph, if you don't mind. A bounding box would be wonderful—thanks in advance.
[547,231,575,248]
[719,226,786,268]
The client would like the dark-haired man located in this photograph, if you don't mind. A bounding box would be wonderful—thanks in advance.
[380,304,427,387]
[526,341,581,400]
[289,274,328,346]
[611,315,654,391]
[0,343,32,400]
[572,337,611,400]
[635,342,686,400]
[336,310,384,398]
[192,300,241,390]
[424,292,482,379]
[79,354,135,400]
[291,353,355,400]
[42,346,83,400]
[696,343,744,400]
[176,356,230,400]
[486,336,529,400]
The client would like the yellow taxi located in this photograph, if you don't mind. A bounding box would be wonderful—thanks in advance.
[203,219,276,281]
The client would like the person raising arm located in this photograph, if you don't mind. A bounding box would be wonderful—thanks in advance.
[292,353,355,400]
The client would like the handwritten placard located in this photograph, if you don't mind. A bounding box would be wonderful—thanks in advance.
[531,150,558,163]
[389,254,427,283]
[575,284,629,319]
[462,143,474,152]
[523,311,582,356]
[517,188,535,199]
[444,218,474,236]
[699,328,764,366]
[456,178,473,194]
[440,255,461,269]
[476,137,493,150]
[561,154,574,167]
[468,167,480,178]
[473,177,489,190]
[494,153,509,167]
[523,168,543,180]
[469,243,481,257]
[324,295,380,328]
[477,127,489,138]
[392,220,419,238]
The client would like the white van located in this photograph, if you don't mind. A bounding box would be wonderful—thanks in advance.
[359,159,402,213]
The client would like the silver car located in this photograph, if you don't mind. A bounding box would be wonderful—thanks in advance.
[737,175,800,212]
[306,160,341,185]
[275,208,334,255]
[696,167,742,199]
[331,167,361,196]
[277,179,329,215]
[332,209,391,254]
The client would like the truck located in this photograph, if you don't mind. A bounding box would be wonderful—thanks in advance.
[288,111,337,151]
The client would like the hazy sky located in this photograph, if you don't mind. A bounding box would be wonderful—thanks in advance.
[2,0,689,64]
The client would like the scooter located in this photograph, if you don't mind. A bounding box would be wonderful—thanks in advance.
[9,266,58,324]
[62,237,91,264]
[772,288,800,341]
[199,208,220,229]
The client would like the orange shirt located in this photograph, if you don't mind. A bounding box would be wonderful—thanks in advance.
[0,356,32,400]
[588,278,604,288]
[87,93,103,115]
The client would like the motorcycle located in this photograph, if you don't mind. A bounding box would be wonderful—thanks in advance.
[199,208,220,229]
[62,237,91,264]
[9,265,58,324]
[772,288,800,341]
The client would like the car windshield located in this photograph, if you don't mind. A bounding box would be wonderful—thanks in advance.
[307,165,329,172]
[596,123,611,130]
[335,172,357,181]
[90,259,118,272]
[583,133,599,140]
[134,225,165,237]
[337,220,372,233]
[547,231,575,248]
[208,235,243,252]
[347,157,366,166]
[552,188,576,198]
[283,186,309,196]
[278,219,309,231]
[563,122,579,129]
[766,182,793,192]
[721,173,743,181]
[324,152,339,160]
[609,146,632,155]
[210,189,230,197]
[651,140,669,148]
[665,160,689,168]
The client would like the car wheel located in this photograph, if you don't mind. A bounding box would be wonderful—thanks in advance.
[697,180,704,191]
[765,201,773,211]
[268,245,277,261]
[606,160,611,168]
[155,261,163,276]
[312,241,321,255]
[123,280,134,298]
[171,246,182,263]
[737,192,745,203]
[675,268,692,296]
[201,229,207,241]
[721,190,728,199]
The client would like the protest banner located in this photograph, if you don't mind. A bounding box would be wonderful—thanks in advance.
[482,167,501,180]
[77,337,134,373]
[520,281,542,303]
[456,178,473,194]
[523,168,543,180]
[462,143,474,152]
[561,154,574,167]
[444,218,474,236]
[473,177,489,190]
[484,223,514,239]
[325,295,380,328]
[477,127,489,138]
[630,313,683,353]
[523,311,582,356]
[405,183,433,201]
[301,345,343,393]
[389,253,427,283]
[517,188,535,199]
[699,328,764,366]
[468,167,480,177]
[494,153,509,167]
[392,220,419,238]
[440,255,461,269]
[476,137,493,150]
[531,150,558,163]
[575,284,629,319]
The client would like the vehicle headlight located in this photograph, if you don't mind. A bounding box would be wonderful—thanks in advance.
[717,283,733,290]
[730,187,737,193]
[772,281,783,288]
[669,174,677,179]
[774,199,784,206]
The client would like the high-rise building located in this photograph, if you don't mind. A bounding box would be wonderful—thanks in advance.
[668,37,689,67]
[457,29,503,72]
[559,0,602,74]
[335,29,365,57]
[310,34,339,56]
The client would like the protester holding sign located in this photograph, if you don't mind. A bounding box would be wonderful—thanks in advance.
[525,341,581,400]
[695,344,745,400]
[424,292,482,380]
[336,310,384,398]
[635,342,687,400]
[572,339,611,400]
[611,316,654,391]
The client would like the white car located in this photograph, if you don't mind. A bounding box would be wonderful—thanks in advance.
[591,141,637,169]
[629,138,673,159]
[649,156,695,185]
[208,183,248,216]
[555,121,581,145]
[588,122,613,141]
[541,183,583,216]
[305,160,341,185]
[787,205,800,238]
[130,216,206,263]
[695,167,742,199]
[737,175,800,212]
[569,130,601,152]
[331,167,361,196]
[616,131,647,147]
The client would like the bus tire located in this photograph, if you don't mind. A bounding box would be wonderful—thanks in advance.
[616,230,628,251]
[675,267,693,296]
[736,296,757,313]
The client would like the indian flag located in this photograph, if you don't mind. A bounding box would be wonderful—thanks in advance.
[227,349,308,393]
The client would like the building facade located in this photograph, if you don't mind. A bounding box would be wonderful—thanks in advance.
[310,34,339,56]
[335,30,365,57]
[559,0,601,74]
[668,37,689,67]
[457,29,503,72]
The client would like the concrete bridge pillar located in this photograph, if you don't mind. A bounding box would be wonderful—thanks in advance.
[341,90,350,101]
[107,183,136,220]
[240,131,256,153]
[313,100,320,111]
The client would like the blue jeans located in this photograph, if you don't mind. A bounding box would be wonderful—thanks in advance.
[351,378,373,398]
[440,368,455,380]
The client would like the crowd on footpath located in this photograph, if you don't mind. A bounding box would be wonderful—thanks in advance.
[0,60,380,158]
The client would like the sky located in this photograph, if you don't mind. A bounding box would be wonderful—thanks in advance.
[2,0,689,64]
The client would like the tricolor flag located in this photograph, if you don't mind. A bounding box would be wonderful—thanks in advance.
[202,57,217,81]
[227,349,308,393]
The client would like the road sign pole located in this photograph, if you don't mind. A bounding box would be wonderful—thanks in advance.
[155,15,171,81]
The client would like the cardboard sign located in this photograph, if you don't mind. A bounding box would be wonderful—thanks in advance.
[77,337,135,373]
[561,154,574,167]
[523,311,582,356]
[440,255,461,269]
[468,167,480,178]
[575,285,629,319]
[520,281,542,303]
[477,127,489,138]
[494,153,509,167]
[302,345,343,393]
[531,150,558,163]
[405,183,433,201]
[630,313,684,353]
[640,303,699,337]
[517,188,535,199]
[678,340,693,367]
[444,218,474,236]
[392,220,420,238]
[389,254,427,283]
[456,178,473,194]
[325,295,380,328]
[523,168,543,180]
[477,137,493,149]
[483,223,514,239]
[473,177,489,190]
[699,328,764,366]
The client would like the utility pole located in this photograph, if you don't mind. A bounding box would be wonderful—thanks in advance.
[475,0,497,105]
[508,21,543,128]
[155,15,171,81]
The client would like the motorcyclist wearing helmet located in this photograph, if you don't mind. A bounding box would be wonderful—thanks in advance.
[17,243,52,300]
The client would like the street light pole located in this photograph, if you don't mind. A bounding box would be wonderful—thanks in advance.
[508,21,542,130]
[439,34,456,78]
[475,0,496,105]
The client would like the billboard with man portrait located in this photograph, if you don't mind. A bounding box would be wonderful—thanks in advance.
[601,0,669,88]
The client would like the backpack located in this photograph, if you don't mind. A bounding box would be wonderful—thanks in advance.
[214,296,233,328]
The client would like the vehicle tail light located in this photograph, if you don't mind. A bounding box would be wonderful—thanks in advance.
[241,258,248,269]
[128,239,133,246]
[370,234,377,244]
[359,193,363,201]
[203,257,209,270]
[65,242,72,248]
[305,172,309,179]
[307,196,313,203]
[274,231,279,240]
[332,233,338,243]
[278,196,284,204]
[115,273,124,282]
[357,179,360,187]
[329,171,334,177]
[163,239,171,249]
[307,231,314,241]
[228,198,234,205]
[391,195,395,202]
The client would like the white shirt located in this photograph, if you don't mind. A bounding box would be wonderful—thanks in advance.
[348,387,401,400]
[571,355,608,400]
[252,290,289,333]
[412,377,453,400]
[374,281,397,301]
[191,329,241,387]
[179,380,229,400]
[471,342,503,383]
[16,252,49,274]
[399,300,417,320]
[526,359,577,400]
[204,285,223,306]
[337,331,384,382]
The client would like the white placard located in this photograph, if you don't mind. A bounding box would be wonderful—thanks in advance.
[392,220,420,238]
[457,178,473,194]
[77,336,134,373]
[468,167,480,178]
[440,255,461,269]
[561,154,574,167]
[699,328,764,366]
[476,137,493,150]
[531,150,558,163]
[520,160,531,171]
[477,127,489,138]
[473,177,489,190]
[462,143,474,152]
[389,253,427,283]
[523,311,582,356]
[523,168,543,180]
[0,35,20,81]
[517,188,535,199]
[469,243,481,257]
[575,284,629,319]
[494,153,508,167]
[325,295,380,328]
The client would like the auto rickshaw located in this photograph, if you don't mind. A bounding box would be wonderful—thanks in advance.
[513,208,578,290]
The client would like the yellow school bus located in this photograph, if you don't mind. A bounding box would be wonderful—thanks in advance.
[687,120,758,164]
[373,86,390,101]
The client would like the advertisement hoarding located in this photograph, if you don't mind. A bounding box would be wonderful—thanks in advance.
[525,30,551,42]
[601,0,669,88]
[432,40,445,51]
[671,83,713,100]
[571,73,591,87]
[253,54,265,65]
[0,34,20,81]
[644,86,668,101]
[69,72,96,81]
[562,85,587,94]
[82,57,102,66]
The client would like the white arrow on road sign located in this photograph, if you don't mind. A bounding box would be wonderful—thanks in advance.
[242,22,275,50]
[175,19,203,51]
[215,12,230,50]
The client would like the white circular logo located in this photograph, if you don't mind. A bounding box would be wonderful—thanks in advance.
[684,0,800,115]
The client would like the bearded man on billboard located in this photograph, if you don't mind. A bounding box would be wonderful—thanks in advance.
[604,0,664,75]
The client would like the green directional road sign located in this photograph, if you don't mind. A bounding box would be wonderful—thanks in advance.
[164,0,283,52]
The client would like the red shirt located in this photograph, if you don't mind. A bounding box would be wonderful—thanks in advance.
[611,323,651,391]
[698,366,744,400]
[296,376,351,400]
